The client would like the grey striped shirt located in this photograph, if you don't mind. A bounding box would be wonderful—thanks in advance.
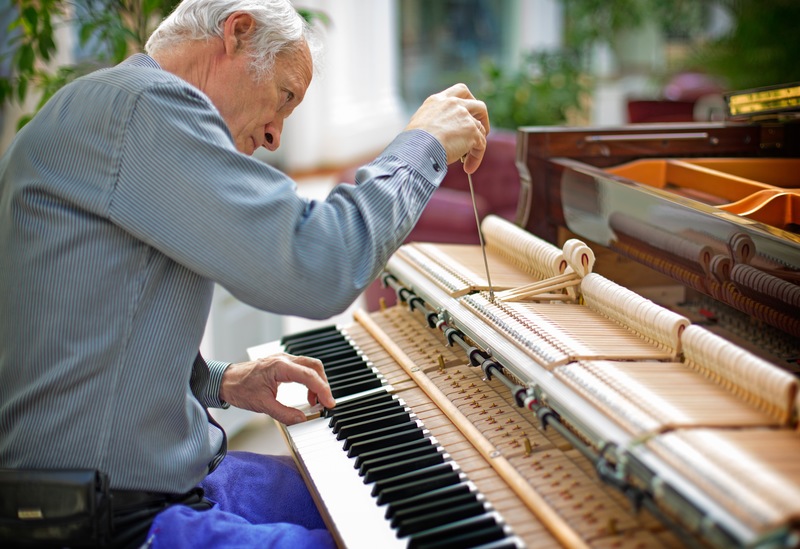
[0,54,446,492]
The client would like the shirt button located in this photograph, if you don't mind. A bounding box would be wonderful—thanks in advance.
[432,159,441,172]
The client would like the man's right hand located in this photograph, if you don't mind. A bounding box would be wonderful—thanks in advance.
[404,83,490,174]
[219,353,335,426]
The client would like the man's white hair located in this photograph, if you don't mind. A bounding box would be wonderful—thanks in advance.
[145,0,321,78]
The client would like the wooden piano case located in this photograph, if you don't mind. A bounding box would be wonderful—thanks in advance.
[515,87,800,351]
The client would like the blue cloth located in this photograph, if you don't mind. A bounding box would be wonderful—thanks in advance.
[147,452,336,548]
[0,51,447,493]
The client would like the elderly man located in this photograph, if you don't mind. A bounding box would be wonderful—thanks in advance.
[0,0,488,546]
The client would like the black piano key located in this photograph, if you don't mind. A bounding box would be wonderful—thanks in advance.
[330,398,403,423]
[283,334,355,354]
[327,369,378,390]
[310,340,357,354]
[325,361,374,379]
[359,443,441,477]
[332,403,407,432]
[313,347,362,364]
[385,483,473,519]
[330,376,384,399]
[285,333,356,353]
[342,420,420,452]
[346,426,426,458]
[363,450,445,484]
[280,324,340,345]
[425,525,509,549]
[370,462,456,498]
[285,342,353,358]
[315,352,360,365]
[389,490,480,529]
[335,409,412,440]
[312,350,362,366]
[396,500,487,537]
[329,399,404,429]
[323,357,372,375]
[375,468,464,505]
[324,391,395,417]
[407,513,506,549]
[354,437,436,470]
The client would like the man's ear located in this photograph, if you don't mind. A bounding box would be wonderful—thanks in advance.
[223,11,256,54]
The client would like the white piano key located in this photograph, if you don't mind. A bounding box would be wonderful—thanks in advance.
[286,417,406,549]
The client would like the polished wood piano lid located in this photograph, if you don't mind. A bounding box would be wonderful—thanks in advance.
[606,157,800,231]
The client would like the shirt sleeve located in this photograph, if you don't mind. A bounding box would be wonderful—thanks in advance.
[205,359,231,409]
[188,353,231,409]
[110,80,447,320]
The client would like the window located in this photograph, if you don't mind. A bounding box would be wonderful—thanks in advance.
[398,0,517,108]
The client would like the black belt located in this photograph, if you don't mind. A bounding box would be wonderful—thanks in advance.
[111,490,169,511]
[110,487,205,513]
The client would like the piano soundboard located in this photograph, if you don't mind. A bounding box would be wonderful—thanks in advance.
[249,216,800,549]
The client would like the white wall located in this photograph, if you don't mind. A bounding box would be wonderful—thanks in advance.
[518,0,562,54]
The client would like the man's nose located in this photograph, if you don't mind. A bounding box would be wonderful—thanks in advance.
[263,121,283,151]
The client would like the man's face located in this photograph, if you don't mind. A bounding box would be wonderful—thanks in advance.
[214,43,312,155]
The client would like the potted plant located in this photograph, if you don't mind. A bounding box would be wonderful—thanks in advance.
[0,0,326,128]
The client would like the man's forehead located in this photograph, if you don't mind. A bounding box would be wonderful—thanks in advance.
[276,45,313,87]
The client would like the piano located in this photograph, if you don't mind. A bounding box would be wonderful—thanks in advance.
[515,81,800,354]
[248,83,800,549]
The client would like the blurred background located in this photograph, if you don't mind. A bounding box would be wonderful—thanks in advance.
[3,0,799,435]
[5,0,800,167]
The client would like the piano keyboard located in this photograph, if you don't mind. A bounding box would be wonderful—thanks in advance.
[281,325,389,400]
[254,308,684,549]
[279,326,522,549]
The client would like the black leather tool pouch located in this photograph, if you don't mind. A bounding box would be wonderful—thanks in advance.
[0,469,112,547]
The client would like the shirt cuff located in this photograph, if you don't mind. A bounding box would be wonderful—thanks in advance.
[207,359,231,409]
[382,129,449,186]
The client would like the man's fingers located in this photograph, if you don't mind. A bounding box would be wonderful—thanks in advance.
[464,98,490,137]
[440,85,489,137]
[404,83,490,172]
[288,353,328,383]
[441,90,489,170]
[264,400,307,426]
[462,152,483,174]
[275,357,335,409]
[461,117,488,174]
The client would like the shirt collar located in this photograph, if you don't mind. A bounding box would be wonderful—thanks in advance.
[122,53,162,70]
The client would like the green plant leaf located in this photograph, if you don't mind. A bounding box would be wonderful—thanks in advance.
[16,113,34,131]
[21,7,38,34]
[17,43,35,73]
[143,0,162,13]
[297,8,330,26]
[78,23,95,47]
[0,78,12,104]
[112,34,128,62]
[38,32,56,61]
[16,76,28,103]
